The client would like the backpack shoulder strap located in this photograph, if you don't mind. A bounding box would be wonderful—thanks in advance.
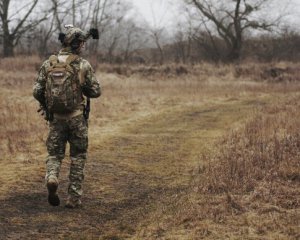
[66,54,80,64]
[46,55,59,73]
[49,55,58,66]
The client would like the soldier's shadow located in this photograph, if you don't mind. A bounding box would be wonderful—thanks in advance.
[0,192,71,217]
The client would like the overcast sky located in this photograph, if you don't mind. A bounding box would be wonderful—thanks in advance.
[130,0,300,30]
[130,0,177,27]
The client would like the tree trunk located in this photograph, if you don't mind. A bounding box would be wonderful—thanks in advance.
[155,38,164,65]
[0,0,43,57]
[228,49,239,61]
[3,35,14,57]
[1,0,14,57]
[227,38,242,61]
[228,49,240,61]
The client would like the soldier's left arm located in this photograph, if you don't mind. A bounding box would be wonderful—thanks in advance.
[80,60,101,98]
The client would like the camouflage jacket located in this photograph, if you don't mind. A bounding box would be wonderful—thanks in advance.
[33,48,101,111]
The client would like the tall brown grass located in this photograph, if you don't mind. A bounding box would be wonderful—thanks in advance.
[196,96,300,198]
[0,56,45,161]
[141,95,300,239]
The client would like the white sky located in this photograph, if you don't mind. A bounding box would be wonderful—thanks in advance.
[130,0,177,27]
[130,0,300,31]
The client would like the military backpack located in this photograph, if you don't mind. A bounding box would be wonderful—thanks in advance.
[45,54,83,114]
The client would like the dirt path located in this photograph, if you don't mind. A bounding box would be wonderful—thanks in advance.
[0,98,266,239]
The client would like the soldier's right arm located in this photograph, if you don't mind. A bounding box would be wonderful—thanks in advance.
[80,60,101,98]
[33,61,48,105]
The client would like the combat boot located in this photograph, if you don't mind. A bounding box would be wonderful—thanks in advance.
[47,176,60,206]
[65,197,82,209]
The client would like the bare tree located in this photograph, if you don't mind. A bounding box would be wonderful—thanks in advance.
[122,22,148,62]
[99,1,133,62]
[103,18,124,63]
[192,19,224,62]
[88,0,110,54]
[185,0,278,61]
[35,16,56,56]
[173,21,195,63]
[123,23,136,62]
[34,0,67,56]
[0,0,47,57]
[149,27,165,65]
[70,0,87,26]
[51,0,69,32]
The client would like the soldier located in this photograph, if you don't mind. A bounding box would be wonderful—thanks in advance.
[33,26,101,208]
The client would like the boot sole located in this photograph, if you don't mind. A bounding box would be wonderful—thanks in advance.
[47,182,60,206]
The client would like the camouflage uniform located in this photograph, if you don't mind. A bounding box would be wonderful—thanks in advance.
[33,47,101,202]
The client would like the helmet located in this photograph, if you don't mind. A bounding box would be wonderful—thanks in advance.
[63,26,86,46]
[58,25,99,47]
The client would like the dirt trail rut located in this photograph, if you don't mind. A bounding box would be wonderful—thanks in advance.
[0,98,265,239]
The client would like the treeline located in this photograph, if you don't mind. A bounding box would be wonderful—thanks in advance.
[0,0,299,63]
[163,31,300,63]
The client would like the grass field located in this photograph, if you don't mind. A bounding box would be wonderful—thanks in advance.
[0,57,299,239]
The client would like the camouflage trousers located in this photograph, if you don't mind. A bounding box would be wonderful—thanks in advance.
[46,114,88,199]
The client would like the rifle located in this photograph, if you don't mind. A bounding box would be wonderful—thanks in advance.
[37,103,53,122]
[83,98,90,120]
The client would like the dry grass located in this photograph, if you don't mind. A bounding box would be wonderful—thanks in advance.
[198,96,300,195]
[0,68,39,165]
[0,56,299,239]
[0,56,48,197]
[139,95,300,240]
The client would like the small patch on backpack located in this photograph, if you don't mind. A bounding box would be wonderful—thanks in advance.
[52,72,65,77]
